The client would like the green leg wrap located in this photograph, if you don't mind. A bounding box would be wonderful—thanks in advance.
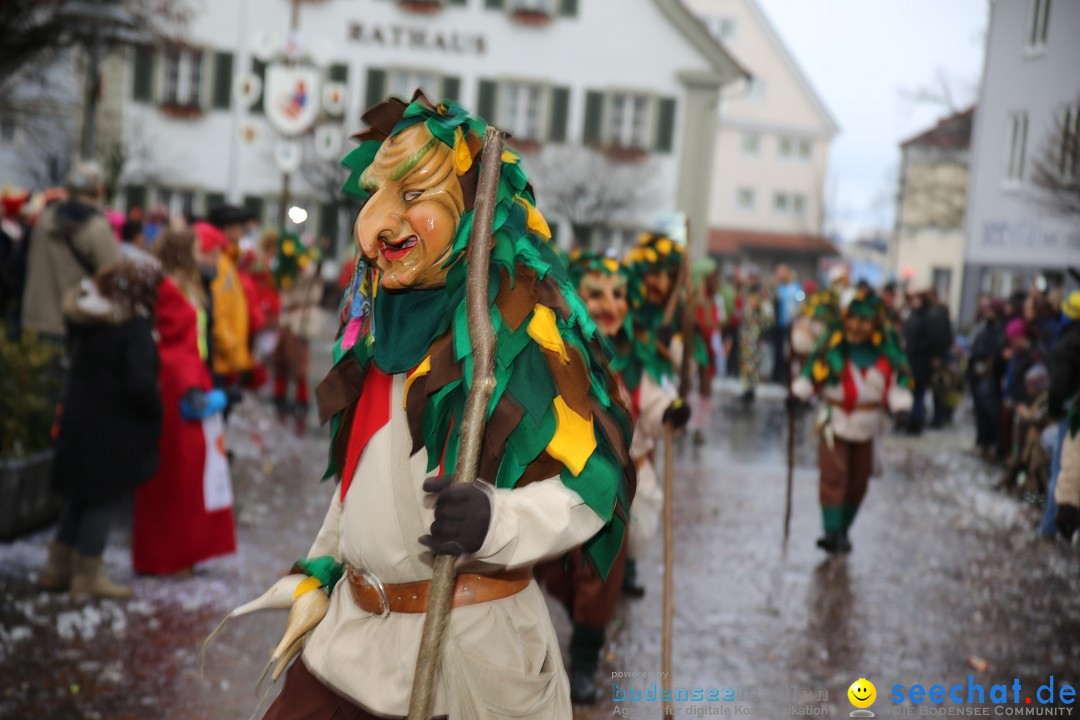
[841,504,860,530]
[570,623,606,674]
[822,506,844,534]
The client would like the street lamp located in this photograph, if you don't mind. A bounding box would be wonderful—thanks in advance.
[57,1,136,160]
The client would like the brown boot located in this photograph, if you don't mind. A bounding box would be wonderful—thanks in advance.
[70,553,132,600]
[38,541,74,591]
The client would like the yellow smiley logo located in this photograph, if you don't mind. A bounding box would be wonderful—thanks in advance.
[848,678,876,709]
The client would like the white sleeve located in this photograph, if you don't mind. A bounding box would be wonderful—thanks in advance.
[471,478,606,569]
[306,490,344,561]
[637,374,676,443]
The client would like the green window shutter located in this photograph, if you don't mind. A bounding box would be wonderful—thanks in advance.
[548,86,570,142]
[441,75,461,102]
[583,90,604,145]
[655,97,677,153]
[448,0,468,5]
[125,184,147,212]
[477,79,498,122]
[365,67,387,109]
[485,0,505,8]
[243,195,264,223]
[329,63,349,83]
[318,202,340,256]
[251,59,267,114]
[205,192,226,213]
[212,51,233,110]
[132,46,154,102]
[559,0,578,17]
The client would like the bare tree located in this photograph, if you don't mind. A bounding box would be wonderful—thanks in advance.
[1029,98,1080,219]
[529,144,659,249]
[898,66,977,117]
[0,0,190,88]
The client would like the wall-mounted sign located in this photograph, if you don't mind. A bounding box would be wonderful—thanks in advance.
[347,23,486,55]
[264,65,322,137]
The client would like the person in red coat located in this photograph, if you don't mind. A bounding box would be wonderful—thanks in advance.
[133,229,236,575]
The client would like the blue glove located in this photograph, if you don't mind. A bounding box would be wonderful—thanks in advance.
[180,388,228,420]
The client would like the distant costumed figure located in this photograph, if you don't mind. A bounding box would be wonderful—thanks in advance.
[692,260,721,443]
[621,232,692,596]
[537,250,688,704]
[792,288,913,553]
[271,232,323,434]
[135,229,236,575]
[222,93,637,720]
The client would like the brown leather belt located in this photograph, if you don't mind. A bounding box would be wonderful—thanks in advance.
[827,400,882,411]
[345,565,532,616]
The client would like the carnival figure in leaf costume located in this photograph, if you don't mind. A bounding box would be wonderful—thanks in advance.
[791,288,913,554]
[619,234,697,594]
[536,250,688,704]
[254,93,635,720]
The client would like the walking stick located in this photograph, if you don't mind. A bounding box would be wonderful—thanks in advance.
[782,332,797,548]
[406,126,506,720]
[662,220,696,715]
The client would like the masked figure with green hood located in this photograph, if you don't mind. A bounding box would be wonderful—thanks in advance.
[259,93,634,720]
[536,250,687,704]
[791,288,913,554]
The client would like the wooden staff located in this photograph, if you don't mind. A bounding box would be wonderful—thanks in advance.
[782,327,797,548]
[406,126,505,720]
[662,219,696,715]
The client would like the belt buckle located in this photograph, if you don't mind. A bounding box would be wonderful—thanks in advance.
[356,566,391,618]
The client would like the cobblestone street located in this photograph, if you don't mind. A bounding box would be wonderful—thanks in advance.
[2,388,1079,719]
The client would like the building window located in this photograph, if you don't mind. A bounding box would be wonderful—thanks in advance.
[772,192,806,215]
[779,137,794,158]
[390,68,440,101]
[154,188,196,219]
[1058,105,1080,180]
[512,0,553,11]
[932,267,952,301]
[501,81,546,142]
[1005,111,1028,182]
[0,116,15,143]
[736,187,755,210]
[798,140,812,159]
[609,93,652,150]
[1027,0,1050,50]
[741,133,760,155]
[744,78,765,102]
[162,48,203,106]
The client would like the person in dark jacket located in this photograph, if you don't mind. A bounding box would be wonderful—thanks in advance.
[968,298,1006,459]
[902,292,934,434]
[1048,292,1080,539]
[927,289,955,427]
[38,260,163,600]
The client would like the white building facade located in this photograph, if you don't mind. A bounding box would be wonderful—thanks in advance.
[682,0,837,278]
[103,0,743,260]
[961,0,1080,322]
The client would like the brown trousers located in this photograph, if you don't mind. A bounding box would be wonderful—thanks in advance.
[263,657,447,720]
[818,437,874,509]
[535,539,628,630]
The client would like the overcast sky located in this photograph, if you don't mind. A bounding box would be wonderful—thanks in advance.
[754,0,989,241]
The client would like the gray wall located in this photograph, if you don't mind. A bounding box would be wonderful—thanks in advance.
[961,0,1080,323]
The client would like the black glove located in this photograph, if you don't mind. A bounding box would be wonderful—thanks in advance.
[419,474,492,556]
[784,394,800,413]
[657,324,675,347]
[662,399,691,429]
[1057,504,1079,540]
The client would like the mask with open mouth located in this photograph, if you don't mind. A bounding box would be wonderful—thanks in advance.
[355,123,465,290]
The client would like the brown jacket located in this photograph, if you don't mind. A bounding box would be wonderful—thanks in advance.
[21,201,121,337]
